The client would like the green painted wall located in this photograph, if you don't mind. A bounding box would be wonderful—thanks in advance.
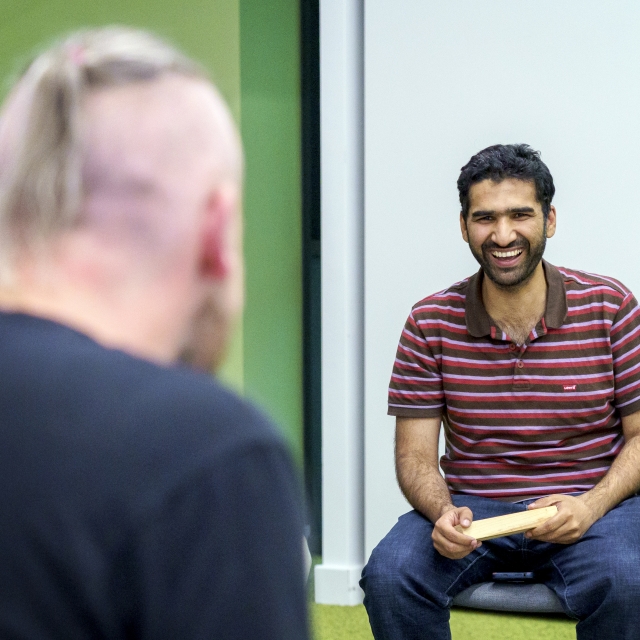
[240,0,303,462]
[0,1,240,118]
[0,0,304,459]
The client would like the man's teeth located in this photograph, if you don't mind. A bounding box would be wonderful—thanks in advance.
[492,249,522,258]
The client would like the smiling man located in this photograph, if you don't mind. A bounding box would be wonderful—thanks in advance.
[360,144,640,640]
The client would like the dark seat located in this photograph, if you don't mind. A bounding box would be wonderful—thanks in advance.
[452,581,565,614]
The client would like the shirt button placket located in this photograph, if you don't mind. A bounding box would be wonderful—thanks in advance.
[512,345,528,389]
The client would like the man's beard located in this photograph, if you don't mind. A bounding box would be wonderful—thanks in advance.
[468,221,547,290]
[177,291,233,373]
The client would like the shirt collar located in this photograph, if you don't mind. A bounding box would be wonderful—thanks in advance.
[465,260,568,338]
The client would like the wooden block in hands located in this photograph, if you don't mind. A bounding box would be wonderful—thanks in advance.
[454,505,558,541]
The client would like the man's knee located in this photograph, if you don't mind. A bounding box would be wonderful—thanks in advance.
[567,551,640,619]
[596,562,640,608]
[360,511,434,602]
[362,533,415,601]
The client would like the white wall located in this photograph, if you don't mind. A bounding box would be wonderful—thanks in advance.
[316,0,365,605]
[364,1,640,557]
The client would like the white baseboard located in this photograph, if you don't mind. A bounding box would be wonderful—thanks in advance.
[314,563,364,605]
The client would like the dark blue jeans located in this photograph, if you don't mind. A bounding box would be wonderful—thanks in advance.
[360,494,640,640]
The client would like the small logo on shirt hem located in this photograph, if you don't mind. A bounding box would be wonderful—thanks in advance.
[563,384,577,391]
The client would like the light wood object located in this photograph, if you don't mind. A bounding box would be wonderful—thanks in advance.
[454,506,558,541]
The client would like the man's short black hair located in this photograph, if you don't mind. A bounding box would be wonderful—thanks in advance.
[457,144,555,219]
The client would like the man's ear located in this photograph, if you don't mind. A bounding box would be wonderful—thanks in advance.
[199,183,239,280]
[546,205,557,239]
[460,212,469,243]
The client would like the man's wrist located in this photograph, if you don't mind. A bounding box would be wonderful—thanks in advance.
[437,502,456,519]
[578,488,610,523]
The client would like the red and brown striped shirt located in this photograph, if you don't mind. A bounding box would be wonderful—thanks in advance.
[388,261,640,501]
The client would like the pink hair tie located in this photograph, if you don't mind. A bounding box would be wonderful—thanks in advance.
[67,44,86,67]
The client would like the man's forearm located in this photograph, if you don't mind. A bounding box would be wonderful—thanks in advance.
[396,453,455,524]
[581,434,640,520]
[395,416,456,524]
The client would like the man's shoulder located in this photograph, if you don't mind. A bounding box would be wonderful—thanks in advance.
[0,312,284,478]
[95,343,283,467]
[556,265,634,300]
[134,361,280,455]
[410,275,473,315]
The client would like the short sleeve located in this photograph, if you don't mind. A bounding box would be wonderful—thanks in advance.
[388,307,444,418]
[611,292,640,417]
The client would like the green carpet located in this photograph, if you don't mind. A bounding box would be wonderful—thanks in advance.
[309,557,577,639]
[311,603,577,640]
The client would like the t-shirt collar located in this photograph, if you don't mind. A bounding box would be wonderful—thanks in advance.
[465,260,568,338]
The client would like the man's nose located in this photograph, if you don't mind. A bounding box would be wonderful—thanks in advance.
[491,217,517,246]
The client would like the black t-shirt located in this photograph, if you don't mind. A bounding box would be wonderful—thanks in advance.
[0,312,309,639]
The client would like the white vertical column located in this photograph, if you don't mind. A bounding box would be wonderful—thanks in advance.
[314,0,365,607]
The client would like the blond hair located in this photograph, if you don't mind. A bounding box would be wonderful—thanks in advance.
[0,27,208,280]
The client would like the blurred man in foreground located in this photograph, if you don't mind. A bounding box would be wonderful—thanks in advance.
[0,27,308,639]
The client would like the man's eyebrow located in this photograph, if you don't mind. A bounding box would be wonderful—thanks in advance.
[508,206,535,213]
[470,206,535,218]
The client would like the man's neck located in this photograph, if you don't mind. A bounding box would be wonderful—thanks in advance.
[0,253,189,365]
[482,262,548,344]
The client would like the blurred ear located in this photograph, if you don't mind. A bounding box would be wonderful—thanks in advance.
[199,182,240,280]
[546,205,557,239]
[460,212,469,243]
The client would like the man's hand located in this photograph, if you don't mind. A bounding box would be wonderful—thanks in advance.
[432,506,482,559]
[525,494,597,544]
[526,413,640,545]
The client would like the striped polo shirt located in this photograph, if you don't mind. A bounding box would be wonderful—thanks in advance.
[388,261,640,501]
